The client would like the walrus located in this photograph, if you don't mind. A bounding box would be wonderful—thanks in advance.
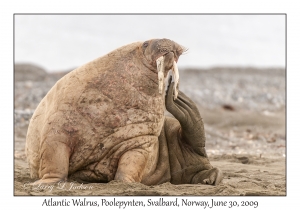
[26,38,185,184]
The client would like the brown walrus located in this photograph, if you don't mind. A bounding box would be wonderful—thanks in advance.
[25,38,222,186]
[25,39,186,184]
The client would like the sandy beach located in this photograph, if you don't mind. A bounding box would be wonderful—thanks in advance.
[14,64,286,196]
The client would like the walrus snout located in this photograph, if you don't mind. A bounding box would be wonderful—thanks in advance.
[163,52,175,71]
[143,38,185,100]
[143,38,183,66]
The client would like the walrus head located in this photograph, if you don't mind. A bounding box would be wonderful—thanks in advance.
[141,38,187,100]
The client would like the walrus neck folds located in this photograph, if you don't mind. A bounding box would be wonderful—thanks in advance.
[138,47,158,73]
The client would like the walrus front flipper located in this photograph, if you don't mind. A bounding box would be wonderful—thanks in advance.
[114,135,158,183]
[114,149,148,182]
[32,134,70,185]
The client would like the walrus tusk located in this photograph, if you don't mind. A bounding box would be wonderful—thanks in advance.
[156,56,165,94]
[156,56,179,100]
[172,61,179,100]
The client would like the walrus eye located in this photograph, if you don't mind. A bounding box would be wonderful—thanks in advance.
[143,42,149,48]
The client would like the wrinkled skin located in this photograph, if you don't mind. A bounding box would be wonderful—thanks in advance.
[25,38,222,186]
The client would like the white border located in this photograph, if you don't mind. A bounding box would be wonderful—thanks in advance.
[2,0,297,209]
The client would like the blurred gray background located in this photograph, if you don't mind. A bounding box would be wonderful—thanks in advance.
[15,14,285,72]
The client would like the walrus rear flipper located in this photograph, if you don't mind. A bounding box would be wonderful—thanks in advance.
[165,82,207,157]
[191,168,223,186]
